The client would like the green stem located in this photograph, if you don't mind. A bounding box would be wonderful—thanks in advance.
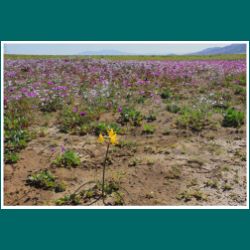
[102,142,110,201]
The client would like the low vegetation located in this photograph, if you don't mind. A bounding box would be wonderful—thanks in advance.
[26,170,65,192]
[52,150,81,168]
[222,108,244,128]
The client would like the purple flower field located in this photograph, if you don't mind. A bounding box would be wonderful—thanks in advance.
[4,59,246,103]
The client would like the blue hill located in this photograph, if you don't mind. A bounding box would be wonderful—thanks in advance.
[191,44,246,55]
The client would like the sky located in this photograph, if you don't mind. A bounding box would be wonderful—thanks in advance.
[4,43,232,55]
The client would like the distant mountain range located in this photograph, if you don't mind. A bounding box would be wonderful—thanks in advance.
[78,44,246,56]
[190,44,246,55]
[78,49,131,55]
[79,50,176,56]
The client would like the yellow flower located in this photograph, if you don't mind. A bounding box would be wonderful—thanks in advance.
[110,133,118,145]
[107,129,118,145]
[108,128,115,138]
[98,133,105,143]
[107,129,117,144]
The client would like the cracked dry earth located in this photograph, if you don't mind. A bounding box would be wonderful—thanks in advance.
[4,103,247,206]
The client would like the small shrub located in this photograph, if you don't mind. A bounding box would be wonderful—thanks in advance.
[160,88,171,99]
[93,122,107,135]
[165,166,181,179]
[176,107,209,132]
[38,128,47,137]
[145,157,155,166]
[176,191,193,202]
[222,183,233,191]
[142,124,155,134]
[52,150,81,168]
[177,190,207,202]
[39,96,63,112]
[55,194,81,205]
[234,86,246,95]
[5,152,19,164]
[222,108,244,128]
[102,180,120,195]
[118,107,143,126]
[78,124,92,136]
[137,96,146,104]
[113,192,124,205]
[144,113,157,122]
[58,107,96,133]
[4,112,31,163]
[205,179,219,189]
[128,157,141,167]
[26,170,65,192]
[83,190,96,199]
[166,103,181,114]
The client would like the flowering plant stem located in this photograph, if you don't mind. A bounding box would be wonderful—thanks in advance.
[102,142,110,202]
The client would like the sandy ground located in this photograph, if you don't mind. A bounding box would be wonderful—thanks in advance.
[4,100,247,206]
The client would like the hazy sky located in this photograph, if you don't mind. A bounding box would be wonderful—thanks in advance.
[4,43,232,55]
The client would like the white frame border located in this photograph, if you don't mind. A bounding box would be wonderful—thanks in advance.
[1,41,249,210]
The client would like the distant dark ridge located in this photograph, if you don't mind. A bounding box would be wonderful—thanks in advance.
[190,44,246,55]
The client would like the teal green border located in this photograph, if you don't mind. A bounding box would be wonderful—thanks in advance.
[0,1,250,249]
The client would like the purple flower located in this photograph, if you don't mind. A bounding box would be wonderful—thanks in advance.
[52,86,68,91]
[7,71,16,78]
[73,106,78,113]
[48,81,54,85]
[50,147,56,153]
[61,145,65,153]
[118,106,122,113]
[4,96,8,107]
[26,91,37,98]
[80,111,86,116]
